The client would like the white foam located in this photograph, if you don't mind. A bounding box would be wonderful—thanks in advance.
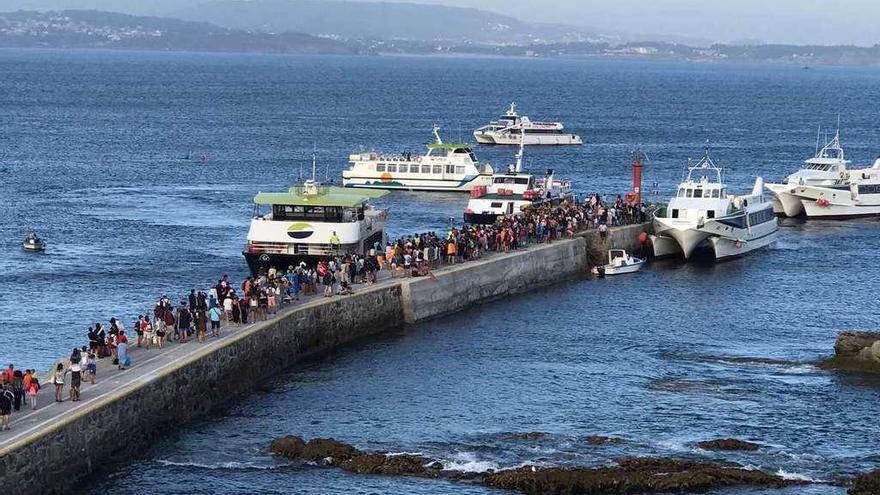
[775,468,826,483]
[156,459,279,470]
[442,452,501,473]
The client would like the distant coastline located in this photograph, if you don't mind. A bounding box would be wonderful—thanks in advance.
[2,9,879,67]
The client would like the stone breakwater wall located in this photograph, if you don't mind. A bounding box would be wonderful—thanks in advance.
[0,223,650,495]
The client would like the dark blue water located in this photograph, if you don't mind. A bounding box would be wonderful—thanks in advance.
[1,50,879,494]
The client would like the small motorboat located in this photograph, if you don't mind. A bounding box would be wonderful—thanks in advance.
[22,232,46,253]
[592,249,645,276]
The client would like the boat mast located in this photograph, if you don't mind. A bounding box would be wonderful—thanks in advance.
[515,131,524,172]
[432,124,443,145]
[815,125,821,157]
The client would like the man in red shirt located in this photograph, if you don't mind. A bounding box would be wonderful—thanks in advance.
[3,364,13,384]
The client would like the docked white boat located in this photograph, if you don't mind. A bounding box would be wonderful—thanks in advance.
[473,103,582,146]
[22,232,46,253]
[650,146,778,260]
[463,139,574,224]
[592,249,645,276]
[343,126,494,192]
[765,129,850,217]
[244,161,389,275]
[795,159,880,219]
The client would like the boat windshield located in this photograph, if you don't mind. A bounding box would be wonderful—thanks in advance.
[271,205,363,222]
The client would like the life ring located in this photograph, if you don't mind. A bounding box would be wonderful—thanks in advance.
[415,156,422,163]
[735,240,742,249]
[259,254,270,262]
[816,198,830,208]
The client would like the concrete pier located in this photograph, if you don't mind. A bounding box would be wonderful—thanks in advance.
[0,223,648,495]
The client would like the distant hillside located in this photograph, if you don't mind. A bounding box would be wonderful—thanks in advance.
[0,9,355,53]
[171,0,607,44]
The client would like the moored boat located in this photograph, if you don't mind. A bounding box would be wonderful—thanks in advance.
[592,249,645,276]
[650,144,778,261]
[243,168,389,275]
[796,159,880,218]
[463,138,574,224]
[765,128,850,217]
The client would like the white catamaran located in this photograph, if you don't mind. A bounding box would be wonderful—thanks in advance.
[651,145,778,260]
[765,128,850,217]
[342,126,494,192]
[244,156,389,275]
[473,103,582,146]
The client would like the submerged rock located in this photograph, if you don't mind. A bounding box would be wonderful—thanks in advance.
[696,438,760,452]
[850,468,880,495]
[303,438,359,463]
[503,432,548,441]
[484,457,796,494]
[585,435,626,445]
[270,436,800,494]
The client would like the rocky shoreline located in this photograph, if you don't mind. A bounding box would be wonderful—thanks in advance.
[820,331,880,373]
[268,436,807,494]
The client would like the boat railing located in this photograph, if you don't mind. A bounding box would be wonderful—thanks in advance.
[246,241,358,257]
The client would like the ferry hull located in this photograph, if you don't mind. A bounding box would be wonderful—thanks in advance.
[649,234,682,259]
[464,211,501,225]
[342,174,492,192]
[801,199,880,219]
[709,230,778,260]
[765,183,805,217]
[243,251,322,275]
[473,132,582,146]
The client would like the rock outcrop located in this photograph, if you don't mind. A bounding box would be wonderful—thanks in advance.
[270,436,803,494]
[821,331,880,373]
[484,457,795,494]
[585,435,626,445]
[696,438,760,452]
[850,468,880,495]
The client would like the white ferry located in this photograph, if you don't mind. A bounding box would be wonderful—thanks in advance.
[243,176,388,275]
[473,103,582,146]
[651,146,778,260]
[796,159,880,219]
[463,140,574,224]
[765,129,850,217]
[342,126,494,192]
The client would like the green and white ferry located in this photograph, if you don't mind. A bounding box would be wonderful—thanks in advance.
[342,126,495,192]
[243,178,388,275]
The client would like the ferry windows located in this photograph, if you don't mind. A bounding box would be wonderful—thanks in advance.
[712,189,720,198]
[671,209,679,218]
[678,188,685,197]
[272,205,344,222]
[433,165,442,174]
[399,164,409,173]
[491,202,503,208]
[421,164,431,174]
[387,164,398,173]
[707,210,715,219]
[686,189,693,198]
[455,166,466,174]
[376,163,386,172]
[445,165,455,174]
[693,189,703,198]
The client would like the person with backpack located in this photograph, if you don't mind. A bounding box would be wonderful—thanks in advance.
[11,370,24,412]
[52,363,65,402]
[0,385,13,430]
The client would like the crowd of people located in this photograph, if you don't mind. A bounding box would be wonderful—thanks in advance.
[0,194,649,431]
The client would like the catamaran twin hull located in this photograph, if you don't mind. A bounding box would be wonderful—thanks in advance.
[651,214,778,261]
[794,185,880,219]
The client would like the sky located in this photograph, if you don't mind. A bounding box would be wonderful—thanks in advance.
[5,0,880,46]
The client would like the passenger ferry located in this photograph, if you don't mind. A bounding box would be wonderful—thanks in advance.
[796,159,880,219]
[342,126,494,192]
[243,174,388,275]
[651,145,778,260]
[473,103,582,146]
[463,140,574,224]
[765,129,850,217]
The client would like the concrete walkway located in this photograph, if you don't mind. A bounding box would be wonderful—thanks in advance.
[0,224,647,454]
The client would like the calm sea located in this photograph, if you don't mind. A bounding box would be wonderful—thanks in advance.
[0,50,878,494]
